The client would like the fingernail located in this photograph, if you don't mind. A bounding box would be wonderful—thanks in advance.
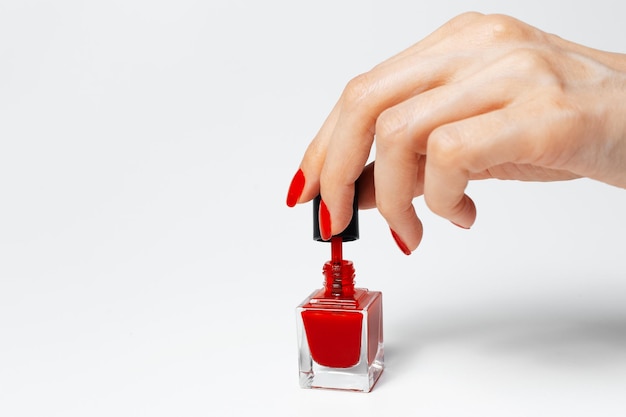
[319,199,332,241]
[286,169,305,207]
[451,221,470,230]
[390,228,411,255]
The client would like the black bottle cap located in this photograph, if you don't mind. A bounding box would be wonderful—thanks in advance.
[313,193,359,242]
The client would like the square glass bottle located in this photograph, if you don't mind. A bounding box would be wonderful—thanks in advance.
[296,240,384,392]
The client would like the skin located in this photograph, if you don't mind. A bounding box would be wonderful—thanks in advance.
[290,12,626,253]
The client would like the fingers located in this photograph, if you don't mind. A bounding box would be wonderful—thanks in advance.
[318,52,470,235]
[374,151,425,252]
[299,14,534,227]
[287,12,598,250]
[287,12,494,235]
[288,15,486,233]
[423,102,569,227]
[371,58,527,248]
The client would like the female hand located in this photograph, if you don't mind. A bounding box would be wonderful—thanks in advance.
[286,12,626,254]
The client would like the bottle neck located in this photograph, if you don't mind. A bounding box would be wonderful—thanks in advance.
[323,259,355,297]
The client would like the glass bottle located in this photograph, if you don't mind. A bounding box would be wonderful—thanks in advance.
[296,196,384,392]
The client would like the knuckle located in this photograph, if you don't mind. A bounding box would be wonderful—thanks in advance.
[375,108,409,151]
[343,72,375,109]
[444,11,484,30]
[428,126,464,166]
[454,11,484,22]
[505,48,551,73]
[479,13,530,42]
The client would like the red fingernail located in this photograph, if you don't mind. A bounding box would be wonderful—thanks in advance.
[286,169,305,207]
[451,221,470,230]
[319,199,332,241]
[390,228,411,256]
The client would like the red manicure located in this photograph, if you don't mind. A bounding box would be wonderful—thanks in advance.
[286,169,305,207]
[319,199,332,240]
[390,228,411,255]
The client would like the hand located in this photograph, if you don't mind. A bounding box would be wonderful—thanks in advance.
[286,12,626,254]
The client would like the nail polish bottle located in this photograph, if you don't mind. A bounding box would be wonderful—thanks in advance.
[296,196,384,392]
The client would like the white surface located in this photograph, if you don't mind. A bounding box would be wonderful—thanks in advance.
[1,1,626,416]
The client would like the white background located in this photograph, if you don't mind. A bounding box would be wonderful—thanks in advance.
[1,1,626,416]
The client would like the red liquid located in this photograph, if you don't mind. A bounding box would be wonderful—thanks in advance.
[301,308,363,368]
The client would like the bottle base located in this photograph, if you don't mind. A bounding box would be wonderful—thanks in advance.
[298,345,384,392]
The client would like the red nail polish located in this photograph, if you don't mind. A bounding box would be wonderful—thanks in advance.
[390,228,411,255]
[318,199,332,240]
[297,197,384,392]
[286,169,305,207]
